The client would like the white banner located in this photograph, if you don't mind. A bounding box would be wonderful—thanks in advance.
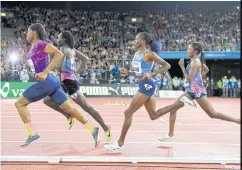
[159,90,184,98]
[79,84,160,98]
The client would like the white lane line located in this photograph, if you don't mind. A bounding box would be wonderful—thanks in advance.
[1,156,240,164]
[0,141,240,146]
[1,129,240,134]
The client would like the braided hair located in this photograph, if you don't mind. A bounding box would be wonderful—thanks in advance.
[191,42,205,72]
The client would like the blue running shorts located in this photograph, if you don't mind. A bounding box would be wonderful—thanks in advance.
[23,73,67,105]
[138,79,156,97]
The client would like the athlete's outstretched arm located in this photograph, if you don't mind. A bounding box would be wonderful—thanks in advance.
[74,49,89,71]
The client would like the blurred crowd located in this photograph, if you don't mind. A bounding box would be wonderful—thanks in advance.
[1,4,240,91]
[158,75,241,98]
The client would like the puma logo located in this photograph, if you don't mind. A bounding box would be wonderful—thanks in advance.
[108,86,120,96]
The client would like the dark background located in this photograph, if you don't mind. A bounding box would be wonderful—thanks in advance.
[2,1,240,12]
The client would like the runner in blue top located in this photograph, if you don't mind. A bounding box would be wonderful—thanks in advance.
[151,42,240,143]
[15,23,100,148]
[104,32,171,151]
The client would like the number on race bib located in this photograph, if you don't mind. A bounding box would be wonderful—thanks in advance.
[144,84,153,90]
[131,61,142,75]
[195,93,201,98]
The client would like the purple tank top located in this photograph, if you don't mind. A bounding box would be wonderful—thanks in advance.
[27,40,49,74]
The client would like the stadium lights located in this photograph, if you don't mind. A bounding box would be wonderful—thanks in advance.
[237,6,240,10]
[9,52,19,63]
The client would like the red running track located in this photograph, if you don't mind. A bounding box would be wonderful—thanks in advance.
[0,98,240,170]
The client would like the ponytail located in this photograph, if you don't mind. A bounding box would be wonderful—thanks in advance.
[150,40,160,54]
[191,42,206,72]
[138,32,162,54]
[200,50,205,72]
[38,31,47,41]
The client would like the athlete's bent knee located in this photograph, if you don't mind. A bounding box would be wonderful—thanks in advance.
[15,101,20,107]
[150,116,156,121]
[124,109,133,120]
[208,111,218,119]
[15,100,26,108]
[148,112,157,120]
[43,98,50,105]
[169,114,177,121]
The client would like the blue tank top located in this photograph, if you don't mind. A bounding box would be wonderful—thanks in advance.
[131,50,154,77]
[61,48,76,81]
[184,63,207,94]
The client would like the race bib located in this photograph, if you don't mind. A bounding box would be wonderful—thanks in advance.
[131,61,142,76]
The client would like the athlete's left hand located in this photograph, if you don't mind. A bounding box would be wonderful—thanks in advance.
[178,58,185,66]
[142,72,153,80]
[35,71,48,81]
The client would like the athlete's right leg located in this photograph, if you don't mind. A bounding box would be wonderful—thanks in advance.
[118,92,150,147]
[168,109,178,137]
[144,92,194,121]
[50,88,101,148]
[104,91,150,151]
[43,97,74,130]
[72,91,109,131]
[143,92,195,142]
[71,90,111,142]
[16,77,58,147]
[196,96,240,124]
[15,95,40,147]
[43,97,71,119]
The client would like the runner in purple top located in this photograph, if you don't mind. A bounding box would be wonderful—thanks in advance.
[15,23,100,148]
